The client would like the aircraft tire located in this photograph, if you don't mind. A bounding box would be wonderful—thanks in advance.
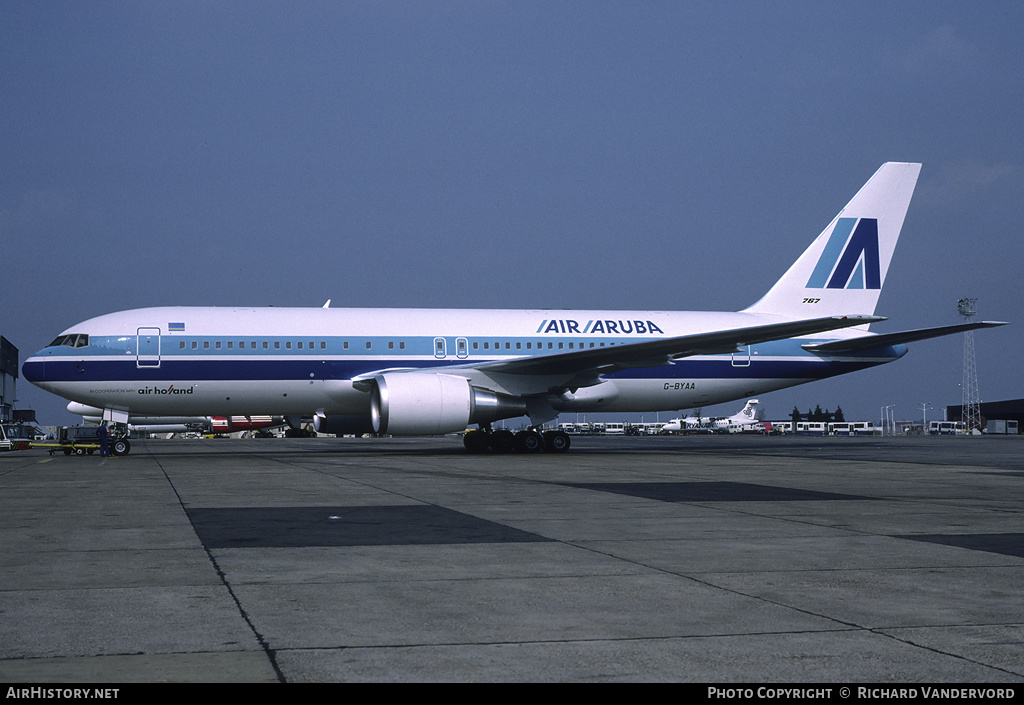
[463,430,490,453]
[111,439,131,456]
[543,430,571,453]
[514,430,543,453]
[489,429,516,453]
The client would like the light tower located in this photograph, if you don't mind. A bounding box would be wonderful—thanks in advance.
[957,297,981,433]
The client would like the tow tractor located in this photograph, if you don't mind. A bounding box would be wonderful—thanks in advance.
[28,425,132,456]
[0,422,33,452]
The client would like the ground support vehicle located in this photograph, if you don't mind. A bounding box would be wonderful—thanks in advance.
[0,423,33,452]
[29,425,132,456]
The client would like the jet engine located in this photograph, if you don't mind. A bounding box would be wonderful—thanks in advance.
[370,373,527,436]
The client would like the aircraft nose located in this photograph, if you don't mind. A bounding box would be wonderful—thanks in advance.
[22,356,45,384]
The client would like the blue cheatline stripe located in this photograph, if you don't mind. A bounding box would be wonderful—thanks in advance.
[807,217,857,288]
[27,352,899,385]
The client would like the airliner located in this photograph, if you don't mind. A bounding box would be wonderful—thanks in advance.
[662,399,761,433]
[23,163,1006,454]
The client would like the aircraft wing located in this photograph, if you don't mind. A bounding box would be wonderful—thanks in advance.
[471,315,885,381]
[801,321,1008,354]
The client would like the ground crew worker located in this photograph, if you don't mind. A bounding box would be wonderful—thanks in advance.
[99,424,109,457]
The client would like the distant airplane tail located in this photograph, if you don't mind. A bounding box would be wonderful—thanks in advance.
[743,162,921,326]
[731,399,758,422]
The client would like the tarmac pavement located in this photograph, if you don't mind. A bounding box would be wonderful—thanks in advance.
[1,433,1022,683]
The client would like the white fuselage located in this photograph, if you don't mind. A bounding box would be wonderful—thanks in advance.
[23,305,903,420]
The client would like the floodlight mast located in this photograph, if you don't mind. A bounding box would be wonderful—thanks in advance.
[958,298,981,434]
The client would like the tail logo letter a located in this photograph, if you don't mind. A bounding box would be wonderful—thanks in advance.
[806,218,881,290]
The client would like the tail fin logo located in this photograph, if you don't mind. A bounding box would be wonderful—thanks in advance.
[806,218,881,290]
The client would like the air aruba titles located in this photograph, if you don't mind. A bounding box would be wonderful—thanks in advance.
[537,319,665,335]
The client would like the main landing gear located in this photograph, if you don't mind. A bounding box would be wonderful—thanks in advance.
[463,427,571,454]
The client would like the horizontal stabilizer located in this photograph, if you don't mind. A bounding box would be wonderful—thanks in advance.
[802,321,1008,354]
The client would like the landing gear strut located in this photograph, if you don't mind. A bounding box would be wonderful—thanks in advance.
[463,427,571,454]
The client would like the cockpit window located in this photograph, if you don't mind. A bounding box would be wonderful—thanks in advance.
[49,334,90,348]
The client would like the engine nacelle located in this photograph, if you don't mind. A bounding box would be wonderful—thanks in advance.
[370,373,527,436]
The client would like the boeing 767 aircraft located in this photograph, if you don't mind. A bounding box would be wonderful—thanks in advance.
[23,163,1006,454]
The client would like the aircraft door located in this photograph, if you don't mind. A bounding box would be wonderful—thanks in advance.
[434,337,447,359]
[137,327,161,368]
[731,345,751,368]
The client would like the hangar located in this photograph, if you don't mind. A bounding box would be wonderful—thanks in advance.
[946,399,1024,433]
[1,336,17,422]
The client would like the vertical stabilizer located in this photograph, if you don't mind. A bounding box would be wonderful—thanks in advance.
[743,162,921,323]
[732,399,758,422]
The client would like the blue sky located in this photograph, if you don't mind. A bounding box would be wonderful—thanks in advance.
[3,1,1021,427]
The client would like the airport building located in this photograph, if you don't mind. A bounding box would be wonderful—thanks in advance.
[946,399,1024,433]
[1,336,17,422]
